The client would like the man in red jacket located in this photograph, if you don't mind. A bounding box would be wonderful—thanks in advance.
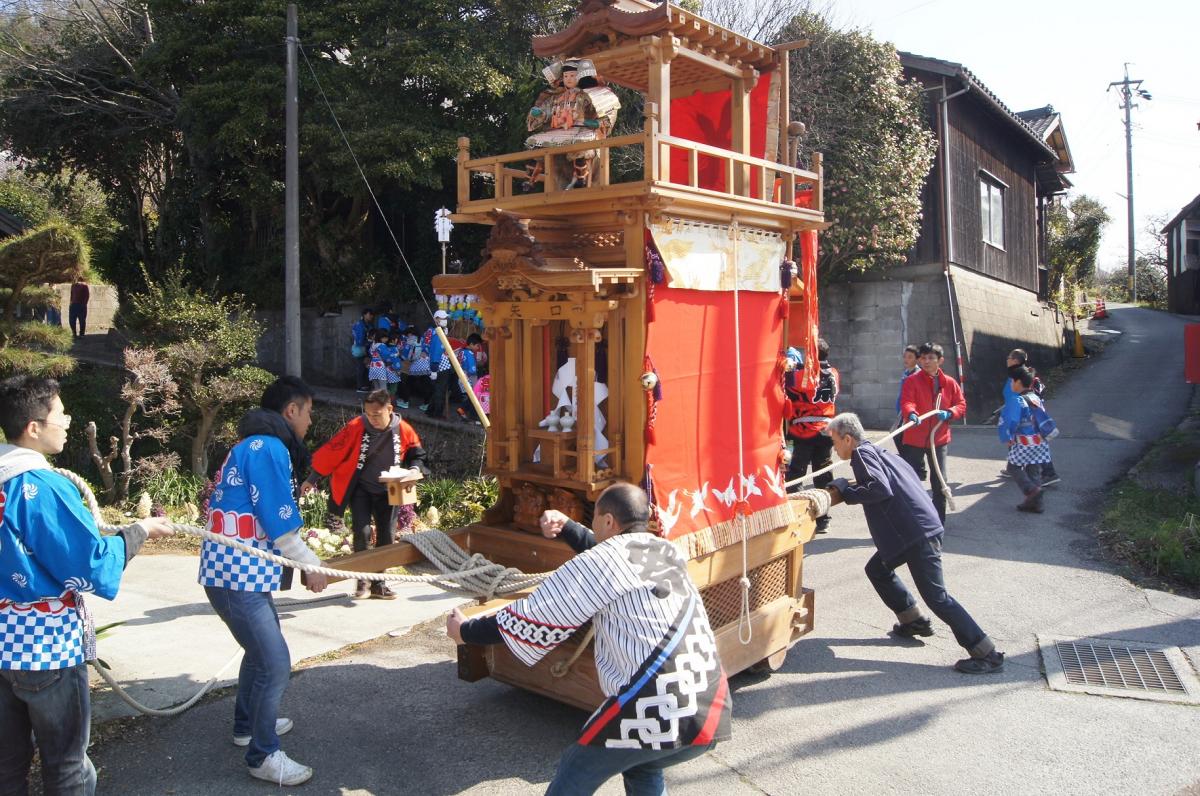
[302,390,428,599]
[898,342,966,524]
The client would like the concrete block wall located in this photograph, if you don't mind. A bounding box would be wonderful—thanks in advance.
[820,265,1065,427]
[49,283,118,334]
[256,309,360,386]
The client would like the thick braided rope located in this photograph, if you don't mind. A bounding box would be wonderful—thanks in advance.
[783,409,944,490]
[55,468,549,600]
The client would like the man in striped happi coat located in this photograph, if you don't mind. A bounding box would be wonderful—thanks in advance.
[447,483,730,795]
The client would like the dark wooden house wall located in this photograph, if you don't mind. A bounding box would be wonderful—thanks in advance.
[900,70,1041,293]
[946,101,1039,292]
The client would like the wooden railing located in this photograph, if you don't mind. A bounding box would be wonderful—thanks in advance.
[456,105,823,213]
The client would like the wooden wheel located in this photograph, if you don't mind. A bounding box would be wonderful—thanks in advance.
[747,648,789,674]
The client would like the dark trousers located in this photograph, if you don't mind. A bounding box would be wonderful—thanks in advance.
[0,663,95,795]
[401,374,433,405]
[427,369,454,418]
[1007,462,1043,496]
[787,433,834,529]
[546,741,715,796]
[900,443,948,524]
[67,304,86,337]
[355,357,370,391]
[865,535,987,653]
[349,487,394,552]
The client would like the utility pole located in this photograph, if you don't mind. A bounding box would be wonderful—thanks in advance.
[1108,64,1151,303]
[284,4,301,377]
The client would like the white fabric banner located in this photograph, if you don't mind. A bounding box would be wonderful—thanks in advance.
[650,221,784,293]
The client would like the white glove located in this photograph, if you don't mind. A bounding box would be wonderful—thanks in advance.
[430,371,438,381]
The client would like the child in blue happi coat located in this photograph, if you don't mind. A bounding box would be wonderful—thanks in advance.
[999,367,1052,513]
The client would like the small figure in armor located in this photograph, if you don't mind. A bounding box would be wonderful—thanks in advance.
[524,58,620,191]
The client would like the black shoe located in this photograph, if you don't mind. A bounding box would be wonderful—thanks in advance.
[1017,486,1043,513]
[814,520,829,535]
[891,617,934,638]
[955,650,1005,674]
[354,580,370,599]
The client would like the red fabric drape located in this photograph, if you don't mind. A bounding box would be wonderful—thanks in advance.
[669,74,775,197]
[644,284,788,540]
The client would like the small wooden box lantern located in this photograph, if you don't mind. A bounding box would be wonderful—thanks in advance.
[379,468,424,506]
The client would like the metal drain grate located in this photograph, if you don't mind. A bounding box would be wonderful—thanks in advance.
[1038,635,1200,705]
[1055,640,1185,693]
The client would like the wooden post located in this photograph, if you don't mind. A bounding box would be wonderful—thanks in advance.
[812,151,824,212]
[457,137,471,207]
[623,214,647,481]
[643,102,661,183]
[575,327,596,484]
[731,75,751,197]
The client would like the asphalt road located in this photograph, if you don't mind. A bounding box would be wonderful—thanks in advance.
[89,305,1200,795]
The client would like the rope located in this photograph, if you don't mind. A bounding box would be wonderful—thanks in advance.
[783,410,943,489]
[56,468,548,600]
[729,222,752,646]
[54,468,549,716]
[550,626,597,678]
[90,650,242,717]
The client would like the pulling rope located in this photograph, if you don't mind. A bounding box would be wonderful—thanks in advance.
[728,222,753,646]
[56,468,550,717]
[783,409,942,489]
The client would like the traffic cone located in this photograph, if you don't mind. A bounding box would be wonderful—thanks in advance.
[1093,297,1107,320]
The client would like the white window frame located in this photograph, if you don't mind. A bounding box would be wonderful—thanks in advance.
[980,171,1006,250]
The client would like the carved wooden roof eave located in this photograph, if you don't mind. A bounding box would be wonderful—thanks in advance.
[532,2,777,72]
[434,260,643,305]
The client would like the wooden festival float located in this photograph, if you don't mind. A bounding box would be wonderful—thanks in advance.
[334,0,829,710]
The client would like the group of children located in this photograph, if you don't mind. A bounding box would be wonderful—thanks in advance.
[351,305,490,420]
[891,344,1061,514]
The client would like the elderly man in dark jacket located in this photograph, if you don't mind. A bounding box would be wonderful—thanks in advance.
[827,412,1004,674]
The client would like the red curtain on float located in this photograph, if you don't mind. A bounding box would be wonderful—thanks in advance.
[668,74,776,197]
[643,284,788,541]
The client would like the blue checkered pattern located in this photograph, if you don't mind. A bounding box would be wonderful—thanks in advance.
[199,538,282,592]
[0,604,84,670]
[1008,441,1051,466]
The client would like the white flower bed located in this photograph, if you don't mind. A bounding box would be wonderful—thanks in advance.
[305,525,352,559]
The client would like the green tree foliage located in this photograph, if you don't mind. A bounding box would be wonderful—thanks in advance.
[0,220,86,376]
[779,12,937,280]
[0,169,119,279]
[0,0,574,308]
[118,268,274,474]
[1046,195,1110,294]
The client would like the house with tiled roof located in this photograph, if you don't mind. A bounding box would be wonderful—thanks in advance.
[820,53,1077,426]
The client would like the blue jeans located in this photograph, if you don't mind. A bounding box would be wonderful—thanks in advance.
[0,663,96,795]
[865,535,988,654]
[546,742,715,796]
[67,304,86,337]
[205,587,291,767]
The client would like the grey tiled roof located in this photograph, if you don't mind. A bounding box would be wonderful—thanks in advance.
[1016,106,1057,139]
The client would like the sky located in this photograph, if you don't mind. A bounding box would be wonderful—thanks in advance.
[825,0,1200,274]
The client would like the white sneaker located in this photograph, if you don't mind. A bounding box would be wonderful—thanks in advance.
[248,749,313,786]
[233,717,294,747]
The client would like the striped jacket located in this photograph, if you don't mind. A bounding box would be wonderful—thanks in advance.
[488,527,731,750]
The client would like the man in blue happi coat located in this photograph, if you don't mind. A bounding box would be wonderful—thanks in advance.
[0,375,173,795]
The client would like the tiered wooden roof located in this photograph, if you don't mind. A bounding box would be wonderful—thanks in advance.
[534,0,777,93]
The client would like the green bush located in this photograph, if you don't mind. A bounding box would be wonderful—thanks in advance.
[1100,481,1200,587]
[418,476,498,530]
[138,467,206,508]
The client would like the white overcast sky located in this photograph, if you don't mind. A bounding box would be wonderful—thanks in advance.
[825,0,1199,273]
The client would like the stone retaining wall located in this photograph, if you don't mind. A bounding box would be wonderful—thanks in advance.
[820,264,1066,426]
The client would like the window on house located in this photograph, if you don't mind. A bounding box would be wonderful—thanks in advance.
[980,173,1005,249]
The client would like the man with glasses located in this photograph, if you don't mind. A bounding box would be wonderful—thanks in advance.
[0,375,174,795]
